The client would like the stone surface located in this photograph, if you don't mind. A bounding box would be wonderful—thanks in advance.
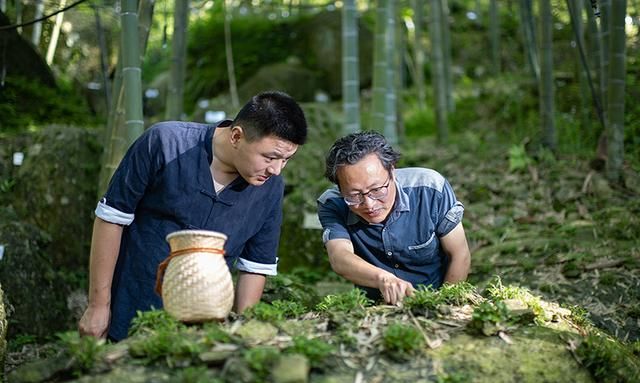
[272,354,309,383]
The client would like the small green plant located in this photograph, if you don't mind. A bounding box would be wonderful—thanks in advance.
[286,336,334,366]
[404,285,442,311]
[244,299,307,322]
[566,304,593,328]
[243,346,280,380]
[508,143,532,172]
[57,331,105,376]
[576,331,640,382]
[173,366,221,383]
[405,282,479,312]
[485,276,545,323]
[129,328,204,366]
[436,371,472,383]
[202,322,233,344]
[315,288,372,314]
[468,300,512,336]
[128,308,184,336]
[382,323,425,358]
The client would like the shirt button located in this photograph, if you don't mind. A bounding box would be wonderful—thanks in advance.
[387,251,392,256]
[394,264,399,268]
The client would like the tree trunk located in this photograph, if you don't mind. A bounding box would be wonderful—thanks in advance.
[94,4,111,114]
[539,0,556,151]
[15,0,21,33]
[605,0,626,183]
[441,0,454,112]
[519,0,539,82]
[166,0,189,120]
[31,0,44,46]
[412,0,426,108]
[342,0,360,133]
[224,0,239,109]
[489,0,501,74]
[371,0,388,133]
[384,0,398,144]
[0,0,5,13]
[599,0,610,117]
[430,0,448,143]
[45,0,67,65]
[98,0,154,196]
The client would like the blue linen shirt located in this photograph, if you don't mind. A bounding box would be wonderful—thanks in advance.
[95,121,284,340]
[317,168,464,300]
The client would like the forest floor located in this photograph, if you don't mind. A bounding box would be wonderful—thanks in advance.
[406,131,640,342]
[5,130,640,382]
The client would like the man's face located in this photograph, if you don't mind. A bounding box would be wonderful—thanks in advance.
[233,131,298,186]
[336,153,396,224]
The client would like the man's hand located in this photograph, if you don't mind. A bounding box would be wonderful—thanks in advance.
[78,304,110,339]
[377,274,415,305]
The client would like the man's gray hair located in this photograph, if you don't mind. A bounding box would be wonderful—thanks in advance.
[325,131,401,184]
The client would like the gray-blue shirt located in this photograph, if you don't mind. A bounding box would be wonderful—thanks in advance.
[317,168,464,299]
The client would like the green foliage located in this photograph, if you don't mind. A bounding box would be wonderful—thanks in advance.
[260,274,320,308]
[382,323,424,357]
[57,331,105,375]
[485,277,545,323]
[0,76,96,132]
[404,107,437,138]
[405,282,479,311]
[184,14,308,111]
[286,336,334,366]
[467,300,511,336]
[128,328,205,366]
[243,346,280,380]
[173,366,221,383]
[576,332,640,383]
[566,305,593,328]
[128,309,185,337]
[508,144,532,172]
[202,322,233,344]
[244,300,307,323]
[316,288,372,314]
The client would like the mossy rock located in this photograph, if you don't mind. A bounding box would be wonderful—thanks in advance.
[237,59,320,103]
[8,125,101,270]
[0,207,72,338]
[6,289,640,383]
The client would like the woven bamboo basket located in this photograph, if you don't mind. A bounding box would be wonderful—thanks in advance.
[158,230,234,322]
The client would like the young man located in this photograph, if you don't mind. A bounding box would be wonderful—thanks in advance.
[317,132,470,305]
[79,91,308,340]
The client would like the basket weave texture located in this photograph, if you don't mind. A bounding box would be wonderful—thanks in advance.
[162,230,234,322]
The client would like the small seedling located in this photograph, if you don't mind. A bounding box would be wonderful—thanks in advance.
[468,300,511,336]
[382,323,425,358]
[57,331,105,375]
[286,336,334,366]
[243,346,280,380]
[315,288,372,314]
[128,308,184,336]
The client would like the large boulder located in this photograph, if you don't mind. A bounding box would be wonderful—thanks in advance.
[0,207,72,338]
[8,125,101,269]
[238,58,319,103]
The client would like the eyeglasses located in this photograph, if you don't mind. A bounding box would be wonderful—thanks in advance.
[343,176,391,206]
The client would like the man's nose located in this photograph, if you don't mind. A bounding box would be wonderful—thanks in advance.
[267,159,284,176]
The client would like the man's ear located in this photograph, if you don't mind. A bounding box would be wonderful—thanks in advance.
[230,126,245,147]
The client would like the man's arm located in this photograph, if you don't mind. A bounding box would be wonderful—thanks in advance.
[326,239,414,305]
[440,223,471,283]
[234,271,267,313]
[78,217,123,339]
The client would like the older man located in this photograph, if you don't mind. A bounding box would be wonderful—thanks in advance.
[317,131,470,305]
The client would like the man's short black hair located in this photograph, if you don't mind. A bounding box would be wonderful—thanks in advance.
[233,91,308,145]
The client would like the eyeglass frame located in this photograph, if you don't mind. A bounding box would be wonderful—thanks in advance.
[342,174,392,206]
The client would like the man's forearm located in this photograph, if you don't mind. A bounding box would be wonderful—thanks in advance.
[234,271,266,313]
[88,218,123,306]
[444,251,470,283]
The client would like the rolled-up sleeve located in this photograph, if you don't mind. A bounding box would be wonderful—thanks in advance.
[235,182,284,276]
[435,180,464,236]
